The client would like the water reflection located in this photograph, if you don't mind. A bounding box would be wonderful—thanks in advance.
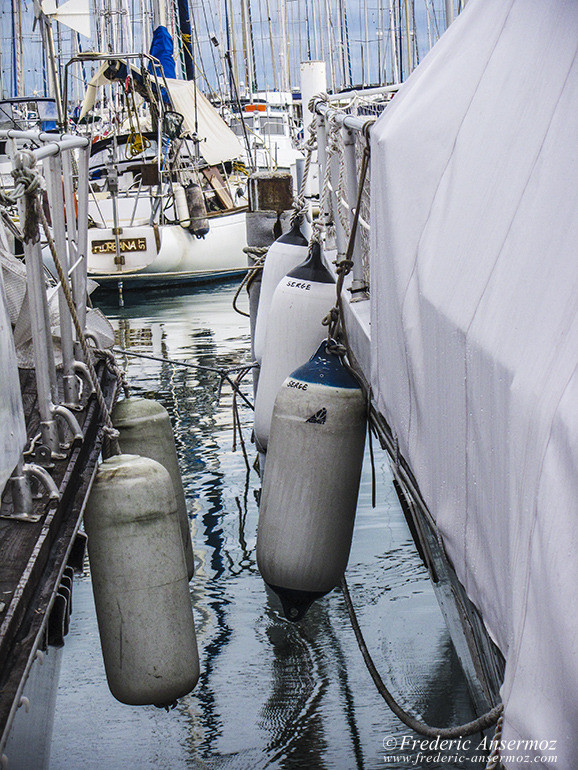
[50,283,478,770]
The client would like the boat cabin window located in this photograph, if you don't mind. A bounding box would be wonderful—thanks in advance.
[259,116,285,136]
[230,115,254,136]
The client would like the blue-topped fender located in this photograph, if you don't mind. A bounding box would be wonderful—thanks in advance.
[290,341,361,389]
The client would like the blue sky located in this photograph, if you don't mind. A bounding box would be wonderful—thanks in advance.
[0,0,454,100]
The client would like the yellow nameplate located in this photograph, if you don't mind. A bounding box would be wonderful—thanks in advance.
[92,237,147,254]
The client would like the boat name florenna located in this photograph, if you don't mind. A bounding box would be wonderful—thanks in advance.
[92,238,148,254]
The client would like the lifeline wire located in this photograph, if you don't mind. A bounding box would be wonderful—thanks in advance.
[112,347,256,411]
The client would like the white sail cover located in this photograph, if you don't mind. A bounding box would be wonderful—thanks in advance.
[165,79,243,166]
[370,0,577,766]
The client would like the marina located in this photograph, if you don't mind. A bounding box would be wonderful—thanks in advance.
[0,0,576,768]
[49,283,478,770]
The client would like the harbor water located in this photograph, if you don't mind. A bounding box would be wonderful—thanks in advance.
[49,281,481,770]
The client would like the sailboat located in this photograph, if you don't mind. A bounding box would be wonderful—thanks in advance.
[39,1,249,290]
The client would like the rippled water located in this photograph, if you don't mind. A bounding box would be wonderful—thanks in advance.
[49,281,480,770]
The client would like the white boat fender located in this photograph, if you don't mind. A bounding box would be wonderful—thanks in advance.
[84,454,199,706]
[256,341,367,621]
[253,221,309,363]
[173,182,191,228]
[104,397,195,581]
[253,241,335,452]
[185,182,210,239]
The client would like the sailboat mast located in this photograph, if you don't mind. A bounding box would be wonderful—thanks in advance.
[363,0,370,84]
[12,0,24,97]
[177,0,195,80]
[404,0,412,73]
[342,0,353,87]
[304,0,311,61]
[151,0,166,31]
[388,0,400,83]
[264,0,278,91]
[336,0,345,88]
[39,14,65,124]
[278,0,291,92]
[240,0,250,96]
[120,0,133,54]
[246,0,258,92]
[323,0,335,91]
[316,0,326,77]
[226,0,239,94]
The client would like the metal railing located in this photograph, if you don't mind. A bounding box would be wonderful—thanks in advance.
[0,130,92,520]
[311,86,398,297]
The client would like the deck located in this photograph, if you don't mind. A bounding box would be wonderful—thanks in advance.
[0,362,117,753]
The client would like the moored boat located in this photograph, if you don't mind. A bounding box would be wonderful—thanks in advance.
[0,128,119,764]
[283,2,578,766]
[65,48,249,291]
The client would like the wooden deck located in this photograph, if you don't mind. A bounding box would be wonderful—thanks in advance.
[0,362,117,752]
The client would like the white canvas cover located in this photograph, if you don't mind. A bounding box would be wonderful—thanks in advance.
[165,79,243,166]
[0,236,26,496]
[370,0,577,766]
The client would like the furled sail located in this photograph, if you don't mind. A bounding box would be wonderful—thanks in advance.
[148,26,177,80]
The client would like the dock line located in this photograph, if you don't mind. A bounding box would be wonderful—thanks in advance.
[112,347,256,411]
[340,575,504,739]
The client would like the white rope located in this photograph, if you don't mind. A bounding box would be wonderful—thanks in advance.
[311,114,338,246]
[329,114,351,239]
[291,116,318,225]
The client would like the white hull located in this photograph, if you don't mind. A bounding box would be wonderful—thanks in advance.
[86,209,247,286]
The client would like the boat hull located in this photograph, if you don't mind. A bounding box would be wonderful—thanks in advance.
[86,210,247,288]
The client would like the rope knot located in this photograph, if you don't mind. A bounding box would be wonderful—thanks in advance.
[326,340,347,357]
[102,425,120,442]
[12,152,43,244]
[308,92,329,114]
[322,306,339,328]
[290,204,305,226]
[336,258,354,276]
[242,245,268,257]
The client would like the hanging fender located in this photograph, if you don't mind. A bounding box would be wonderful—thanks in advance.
[257,341,367,621]
[84,454,199,706]
[253,221,310,363]
[253,241,335,452]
